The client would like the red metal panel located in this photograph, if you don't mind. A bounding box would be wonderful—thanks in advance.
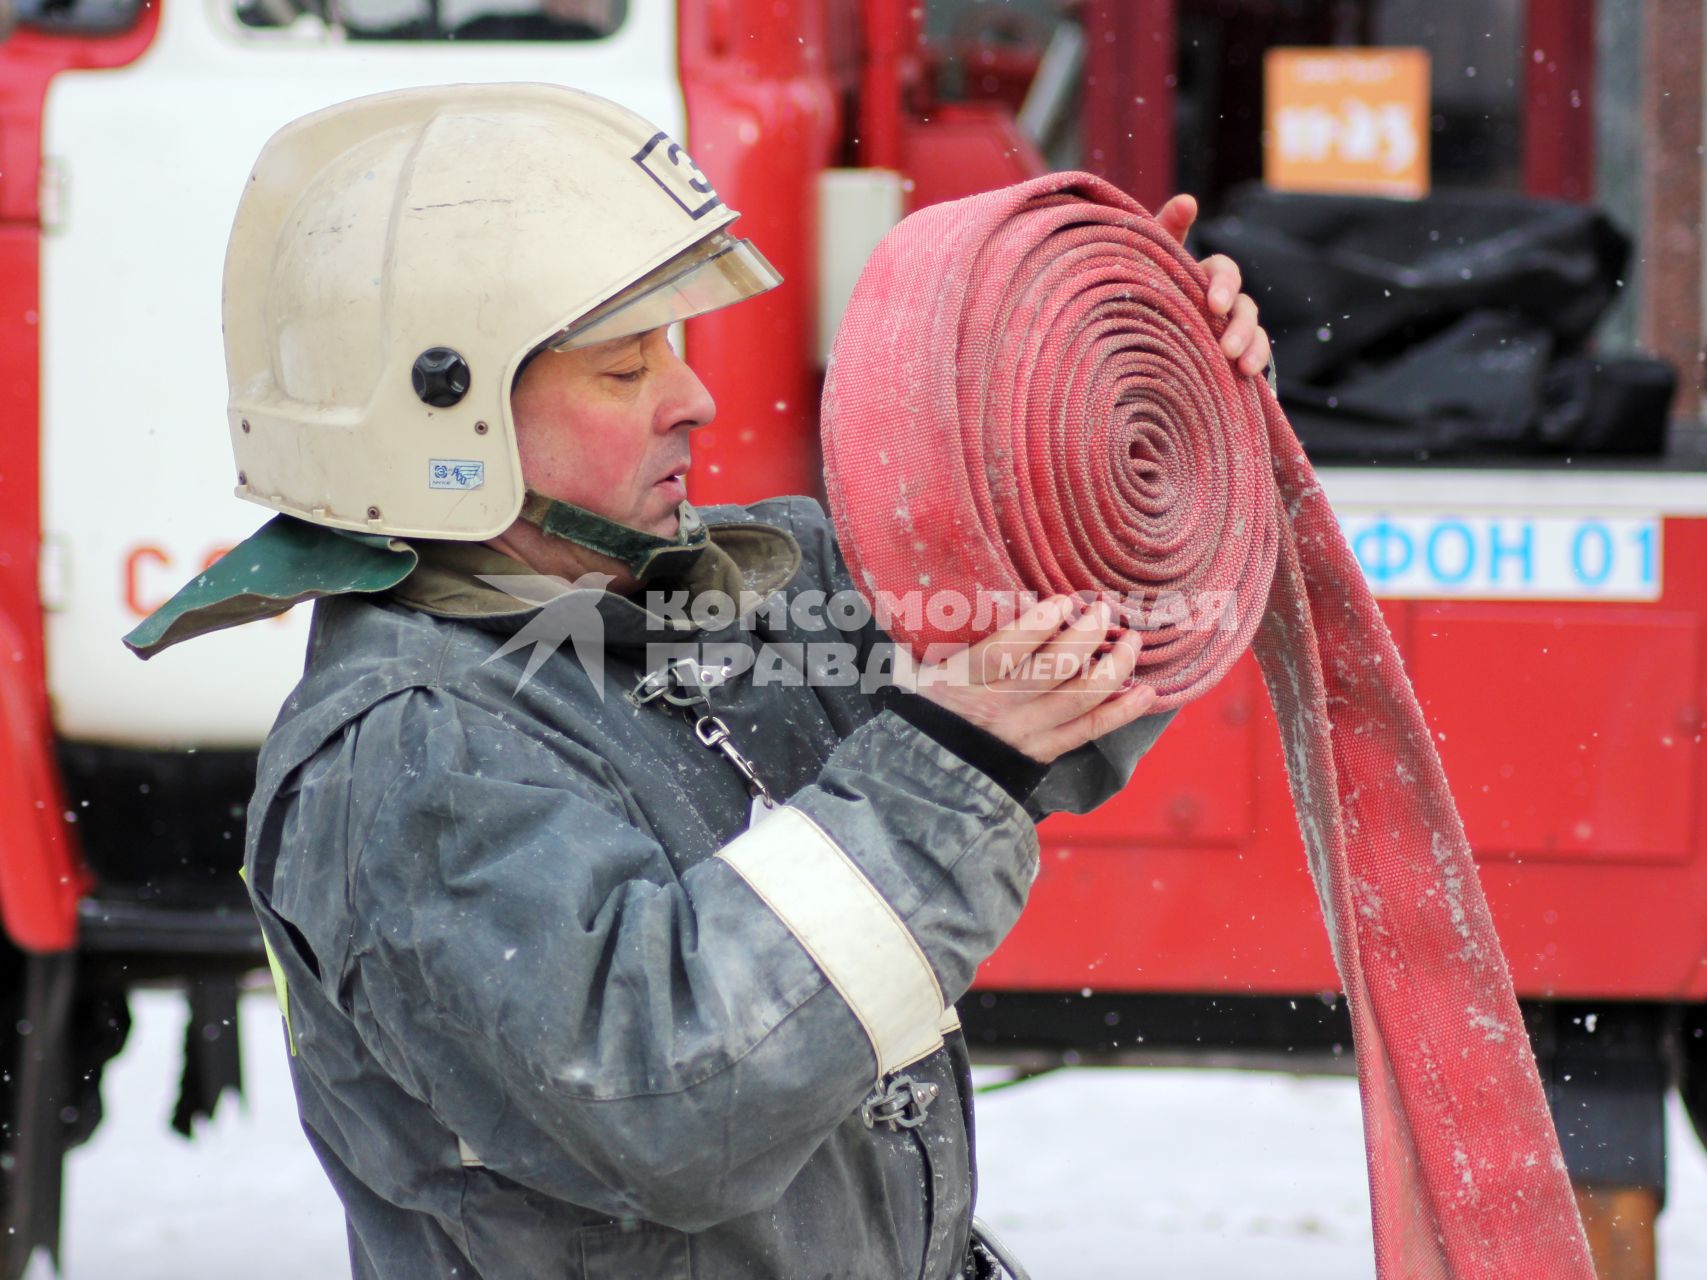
[980,651,1339,995]
[0,3,161,951]
[1410,605,1699,861]
[1046,661,1260,849]
[1436,518,1707,999]
[678,0,840,506]
[976,657,1338,997]
[1523,0,1595,201]
[938,44,1041,114]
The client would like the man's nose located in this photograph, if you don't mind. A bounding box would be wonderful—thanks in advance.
[662,345,717,432]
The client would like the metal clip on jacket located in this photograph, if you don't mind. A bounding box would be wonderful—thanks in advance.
[860,1074,939,1132]
[626,656,723,709]
[693,715,775,806]
[629,659,776,807]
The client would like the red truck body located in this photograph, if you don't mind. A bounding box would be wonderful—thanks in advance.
[0,0,1699,1275]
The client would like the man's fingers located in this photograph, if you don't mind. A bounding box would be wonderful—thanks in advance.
[982,596,1107,693]
[1220,293,1260,359]
[1030,679,1161,762]
[1065,626,1143,705]
[964,593,1073,690]
[1096,627,1145,685]
[1029,598,1123,687]
[906,594,1158,763]
[1015,621,1144,723]
[1155,193,1197,247]
[1203,254,1242,316]
[1239,324,1272,377]
[983,624,1146,757]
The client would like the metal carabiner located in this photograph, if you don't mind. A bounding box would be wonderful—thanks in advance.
[693,716,730,749]
[694,713,775,805]
[631,658,775,804]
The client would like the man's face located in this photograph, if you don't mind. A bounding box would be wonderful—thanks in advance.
[509,327,715,540]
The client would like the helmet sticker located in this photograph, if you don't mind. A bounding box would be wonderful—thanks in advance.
[430,460,487,491]
[632,132,723,221]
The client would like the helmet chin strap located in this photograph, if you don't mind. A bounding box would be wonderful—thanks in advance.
[519,491,710,582]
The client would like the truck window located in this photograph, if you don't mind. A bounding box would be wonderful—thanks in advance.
[233,0,625,40]
[16,0,143,34]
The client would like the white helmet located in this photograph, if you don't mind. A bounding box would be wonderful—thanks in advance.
[223,82,780,543]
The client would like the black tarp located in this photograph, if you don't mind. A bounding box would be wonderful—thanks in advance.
[1194,188,1675,459]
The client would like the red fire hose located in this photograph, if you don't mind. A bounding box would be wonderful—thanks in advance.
[821,172,1594,1279]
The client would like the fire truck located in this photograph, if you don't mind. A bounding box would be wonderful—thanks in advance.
[2,0,1703,1275]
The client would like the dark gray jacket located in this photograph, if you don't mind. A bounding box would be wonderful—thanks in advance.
[243,496,1169,1279]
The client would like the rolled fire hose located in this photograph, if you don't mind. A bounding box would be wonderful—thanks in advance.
[821,172,1595,1279]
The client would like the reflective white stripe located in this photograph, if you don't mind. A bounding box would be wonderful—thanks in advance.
[458,1138,484,1168]
[718,806,947,1076]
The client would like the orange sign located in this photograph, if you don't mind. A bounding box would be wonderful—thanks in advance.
[1264,47,1430,198]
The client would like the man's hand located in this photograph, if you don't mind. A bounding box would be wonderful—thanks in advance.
[899,595,1159,765]
[1155,193,1271,379]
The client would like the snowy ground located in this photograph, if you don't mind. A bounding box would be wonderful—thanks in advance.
[40,987,1707,1278]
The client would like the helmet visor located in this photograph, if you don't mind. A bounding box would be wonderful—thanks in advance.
[546,230,782,351]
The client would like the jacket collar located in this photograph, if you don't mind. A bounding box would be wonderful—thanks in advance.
[123,508,802,662]
[389,511,802,651]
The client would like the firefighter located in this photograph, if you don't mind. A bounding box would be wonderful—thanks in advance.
[129,83,1270,1279]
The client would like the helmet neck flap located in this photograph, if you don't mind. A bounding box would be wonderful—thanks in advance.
[519,490,709,582]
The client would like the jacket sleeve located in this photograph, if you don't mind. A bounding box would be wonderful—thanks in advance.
[1023,706,1178,819]
[291,684,1037,1233]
